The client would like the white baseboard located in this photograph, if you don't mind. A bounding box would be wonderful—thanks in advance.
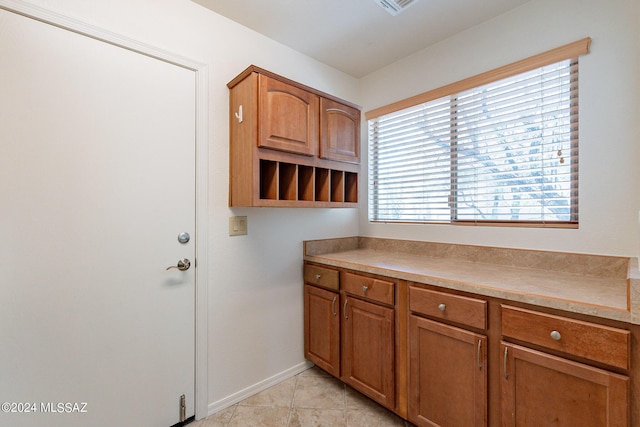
[206,361,314,417]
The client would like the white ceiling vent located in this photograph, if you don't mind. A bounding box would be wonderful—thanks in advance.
[373,0,420,16]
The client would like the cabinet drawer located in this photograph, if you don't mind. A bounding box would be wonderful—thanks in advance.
[501,305,630,370]
[304,264,339,290]
[343,272,394,305]
[409,286,487,330]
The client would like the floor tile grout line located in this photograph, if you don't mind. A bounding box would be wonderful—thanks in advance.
[343,382,347,425]
[223,403,237,427]
[285,373,300,427]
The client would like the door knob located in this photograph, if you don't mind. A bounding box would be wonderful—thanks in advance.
[166,258,191,271]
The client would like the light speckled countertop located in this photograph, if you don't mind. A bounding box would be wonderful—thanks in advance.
[304,237,640,324]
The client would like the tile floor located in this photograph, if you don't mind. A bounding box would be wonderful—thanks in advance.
[191,366,415,427]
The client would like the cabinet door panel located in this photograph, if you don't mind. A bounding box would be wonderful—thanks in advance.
[342,296,395,409]
[320,98,360,163]
[259,74,318,156]
[501,342,629,427]
[409,316,487,427]
[304,285,340,376]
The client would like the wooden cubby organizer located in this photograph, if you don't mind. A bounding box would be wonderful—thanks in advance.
[228,65,361,208]
[258,161,358,205]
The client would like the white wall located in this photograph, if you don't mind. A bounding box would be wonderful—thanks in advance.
[359,0,640,257]
[17,0,360,413]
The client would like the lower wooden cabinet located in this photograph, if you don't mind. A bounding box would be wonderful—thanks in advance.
[500,304,631,426]
[408,284,488,426]
[304,264,637,426]
[408,314,487,427]
[501,305,630,370]
[304,284,340,376]
[304,265,399,413]
[501,342,629,426]
[342,295,395,409]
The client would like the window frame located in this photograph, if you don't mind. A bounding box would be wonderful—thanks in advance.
[366,38,590,228]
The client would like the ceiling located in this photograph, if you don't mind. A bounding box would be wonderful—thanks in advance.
[192,0,532,78]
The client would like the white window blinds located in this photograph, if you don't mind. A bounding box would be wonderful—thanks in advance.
[368,39,589,227]
[369,98,452,222]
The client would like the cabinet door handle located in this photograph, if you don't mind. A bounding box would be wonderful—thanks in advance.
[477,340,483,370]
[343,299,349,320]
[503,347,509,379]
[331,296,337,317]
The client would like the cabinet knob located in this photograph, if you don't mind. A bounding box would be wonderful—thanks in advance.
[438,303,446,312]
[550,330,562,341]
[315,274,321,280]
[362,285,368,294]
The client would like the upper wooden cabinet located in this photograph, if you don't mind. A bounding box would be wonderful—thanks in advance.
[259,75,318,157]
[227,66,361,207]
[320,98,360,163]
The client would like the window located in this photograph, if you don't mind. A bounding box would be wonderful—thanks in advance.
[367,38,590,227]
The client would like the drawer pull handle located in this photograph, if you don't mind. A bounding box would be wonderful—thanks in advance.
[331,296,337,317]
[362,285,368,294]
[343,299,349,320]
[438,303,446,312]
[550,330,562,341]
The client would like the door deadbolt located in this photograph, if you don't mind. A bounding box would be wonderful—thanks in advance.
[177,232,190,244]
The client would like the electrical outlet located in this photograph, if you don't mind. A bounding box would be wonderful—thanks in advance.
[229,216,247,236]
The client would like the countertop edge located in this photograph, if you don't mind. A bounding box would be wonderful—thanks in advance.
[304,253,635,325]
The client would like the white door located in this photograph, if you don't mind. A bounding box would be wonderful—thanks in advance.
[0,8,196,427]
